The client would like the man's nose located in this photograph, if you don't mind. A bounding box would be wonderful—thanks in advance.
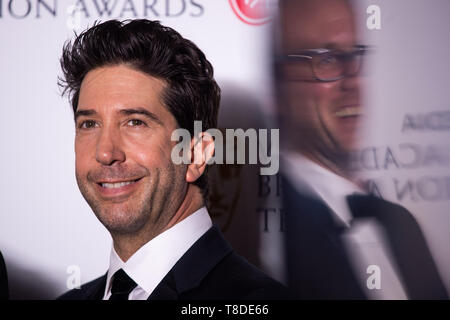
[96,127,126,166]
[340,59,363,91]
[340,70,362,92]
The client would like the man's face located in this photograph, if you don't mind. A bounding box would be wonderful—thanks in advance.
[75,65,186,235]
[279,0,363,162]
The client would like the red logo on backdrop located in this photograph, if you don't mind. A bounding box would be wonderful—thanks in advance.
[229,0,272,25]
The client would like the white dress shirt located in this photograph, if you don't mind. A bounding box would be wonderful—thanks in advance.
[282,152,408,299]
[103,206,212,300]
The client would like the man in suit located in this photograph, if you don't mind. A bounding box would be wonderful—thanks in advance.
[274,0,448,299]
[0,251,8,300]
[58,19,286,300]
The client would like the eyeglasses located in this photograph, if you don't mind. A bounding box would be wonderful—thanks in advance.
[280,45,371,82]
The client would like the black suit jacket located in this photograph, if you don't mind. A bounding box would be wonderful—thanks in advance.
[283,177,367,299]
[0,251,8,300]
[59,226,287,300]
[283,176,448,300]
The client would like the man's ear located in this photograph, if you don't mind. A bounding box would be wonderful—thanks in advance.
[186,132,215,183]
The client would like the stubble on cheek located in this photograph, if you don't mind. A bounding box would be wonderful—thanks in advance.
[74,168,156,235]
[74,158,186,236]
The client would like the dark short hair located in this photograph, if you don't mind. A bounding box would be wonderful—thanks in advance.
[59,19,220,196]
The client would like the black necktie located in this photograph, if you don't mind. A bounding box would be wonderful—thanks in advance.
[346,194,448,299]
[109,269,137,300]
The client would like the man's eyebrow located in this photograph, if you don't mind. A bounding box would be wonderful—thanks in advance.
[74,109,97,121]
[323,43,339,49]
[119,108,163,125]
[289,43,339,53]
[323,43,361,51]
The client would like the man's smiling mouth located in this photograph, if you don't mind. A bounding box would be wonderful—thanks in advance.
[334,106,362,118]
[96,177,143,190]
[100,180,138,189]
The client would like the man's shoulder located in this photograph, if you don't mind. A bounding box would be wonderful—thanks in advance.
[181,248,288,300]
[57,274,106,300]
[167,226,288,300]
[212,251,288,299]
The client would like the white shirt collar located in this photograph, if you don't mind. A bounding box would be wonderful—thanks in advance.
[282,151,365,226]
[104,206,212,299]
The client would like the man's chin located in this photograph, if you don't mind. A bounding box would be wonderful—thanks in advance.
[338,137,358,156]
[93,208,149,235]
[335,123,360,148]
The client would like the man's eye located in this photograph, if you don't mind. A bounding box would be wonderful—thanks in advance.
[320,55,338,65]
[79,120,97,129]
[127,119,145,127]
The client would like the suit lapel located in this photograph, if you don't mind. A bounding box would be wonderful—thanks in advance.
[283,176,367,299]
[148,226,232,300]
[85,273,107,300]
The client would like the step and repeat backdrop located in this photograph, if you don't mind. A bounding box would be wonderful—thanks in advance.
[1,0,449,298]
